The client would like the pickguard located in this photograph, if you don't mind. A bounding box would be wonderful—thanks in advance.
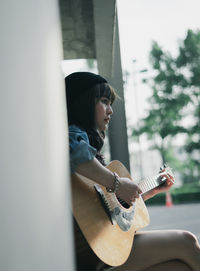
[94,184,136,232]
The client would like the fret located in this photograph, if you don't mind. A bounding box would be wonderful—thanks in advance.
[138,174,160,194]
[138,166,174,195]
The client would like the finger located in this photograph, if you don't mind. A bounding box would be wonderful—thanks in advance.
[167,174,175,183]
[167,180,174,186]
[161,173,174,181]
[138,188,143,194]
[160,175,167,182]
[135,191,140,198]
[163,174,174,185]
[130,198,136,204]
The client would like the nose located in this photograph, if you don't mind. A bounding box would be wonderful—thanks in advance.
[107,104,113,115]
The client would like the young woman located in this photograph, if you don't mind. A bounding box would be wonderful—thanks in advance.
[65,72,200,271]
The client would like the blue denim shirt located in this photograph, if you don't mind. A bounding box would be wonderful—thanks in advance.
[69,125,97,174]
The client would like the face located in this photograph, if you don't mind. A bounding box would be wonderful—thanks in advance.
[95,97,113,132]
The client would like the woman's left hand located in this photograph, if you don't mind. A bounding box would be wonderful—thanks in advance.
[142,171,175,201]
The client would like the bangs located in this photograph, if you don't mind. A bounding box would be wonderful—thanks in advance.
[94,83,117,104]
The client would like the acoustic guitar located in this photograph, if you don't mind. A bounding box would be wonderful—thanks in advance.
[71,160,174,267]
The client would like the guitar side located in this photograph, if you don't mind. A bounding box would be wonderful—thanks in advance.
[71,160,150,267]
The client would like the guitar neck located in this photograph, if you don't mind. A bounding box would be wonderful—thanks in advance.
[138,174,161,194]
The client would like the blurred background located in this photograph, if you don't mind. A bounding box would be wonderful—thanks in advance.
[62,0,200,207]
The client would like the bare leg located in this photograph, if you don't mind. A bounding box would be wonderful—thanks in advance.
[113,230,200,271]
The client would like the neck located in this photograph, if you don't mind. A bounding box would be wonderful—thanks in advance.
[138,173,161,194]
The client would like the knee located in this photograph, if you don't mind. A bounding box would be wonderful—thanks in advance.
[181,230,198,243]
[179,230,199,250]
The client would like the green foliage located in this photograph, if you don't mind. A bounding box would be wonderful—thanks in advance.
[132,29,200,183]
[146,182,200,205]
[173,182,200,193]
[146,191,200,206]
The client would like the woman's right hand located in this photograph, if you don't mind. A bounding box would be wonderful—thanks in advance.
[76,158,142,206]
[116,177,142,206]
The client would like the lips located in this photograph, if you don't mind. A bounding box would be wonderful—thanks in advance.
[104,118,110,124]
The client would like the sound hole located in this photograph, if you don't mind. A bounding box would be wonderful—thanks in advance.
[117,197,130,209]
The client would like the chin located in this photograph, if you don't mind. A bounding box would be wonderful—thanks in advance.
[98,126,106,132]
[103,125,108,132]
[97,122,108,132]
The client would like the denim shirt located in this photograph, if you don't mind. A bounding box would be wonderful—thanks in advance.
[69,125,97,174]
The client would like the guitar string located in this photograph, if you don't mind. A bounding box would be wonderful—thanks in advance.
[138,166,174,194]
[104,168,173,209]
[106,192,117,210]
[138,174,159,194]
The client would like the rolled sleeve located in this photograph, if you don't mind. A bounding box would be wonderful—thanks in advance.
[69,125,97,174]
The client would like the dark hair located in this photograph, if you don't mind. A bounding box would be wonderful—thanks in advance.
[67,82,117,163]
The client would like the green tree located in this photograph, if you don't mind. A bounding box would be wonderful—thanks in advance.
[132,29,200,182]
[176,29,200,182]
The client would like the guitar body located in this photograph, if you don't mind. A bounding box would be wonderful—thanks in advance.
[72,160,150,267]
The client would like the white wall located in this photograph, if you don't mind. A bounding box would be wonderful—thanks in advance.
[0,1,74,270]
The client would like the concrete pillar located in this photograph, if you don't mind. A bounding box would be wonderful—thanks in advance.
[108,13,130,171]
[60,0,95,59]
[93,1,130,171]
[93,0,116,79]
[0,1,74,270]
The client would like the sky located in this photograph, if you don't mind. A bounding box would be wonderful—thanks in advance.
[116,0,200,126]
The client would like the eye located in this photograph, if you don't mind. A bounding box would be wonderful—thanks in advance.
[101,98,110,105]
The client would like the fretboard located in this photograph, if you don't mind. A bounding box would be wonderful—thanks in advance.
[138,174,161,194]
